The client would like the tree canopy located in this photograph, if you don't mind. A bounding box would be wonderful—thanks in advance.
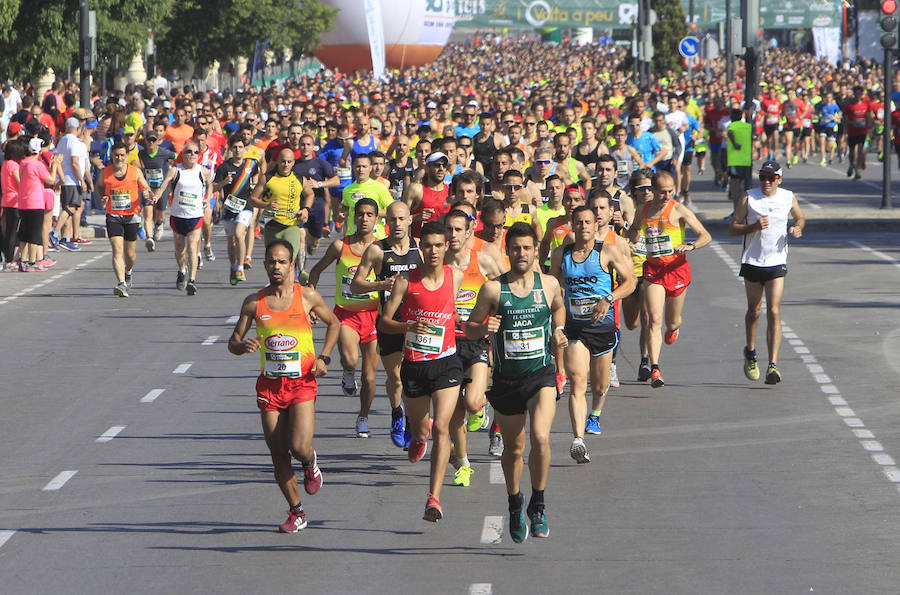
[0,0,336,83]
[651,0,689,76]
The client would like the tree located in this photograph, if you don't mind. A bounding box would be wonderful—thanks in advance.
[0,0,173,83]
[156,0,337,72]
[651,0,688,77]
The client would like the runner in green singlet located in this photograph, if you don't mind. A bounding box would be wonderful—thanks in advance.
[465,222,567,545]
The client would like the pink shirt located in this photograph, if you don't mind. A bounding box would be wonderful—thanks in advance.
[17,157,51,210]
[1,159,20,208]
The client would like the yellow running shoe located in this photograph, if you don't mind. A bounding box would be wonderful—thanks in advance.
[466,408,485,432]
[453,465,473,487]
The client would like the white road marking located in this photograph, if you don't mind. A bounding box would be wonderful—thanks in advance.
[43,470,77,491]
[469,583,493,595]
[480,515,504,545]
[96,425,126,443]
[489,461,504,484]
[0,251,111,306]
[173,362,193,374]
[141,389,165,403]
[226,315,239,324]
[201,335,218,346]
[851,240,900,270]
[0,530,15,549]
[711,243,900,496]
[797,196,822,209]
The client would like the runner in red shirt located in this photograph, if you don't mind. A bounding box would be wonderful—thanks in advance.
[760,91,782,161]
[843,86,872,180]
[704,97,730,187]
[868,89,886,162]
[780,89,805,168]
[798,89,815,164]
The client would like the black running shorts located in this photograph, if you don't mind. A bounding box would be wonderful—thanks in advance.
[487,365,558,416]
[401,354,463,398]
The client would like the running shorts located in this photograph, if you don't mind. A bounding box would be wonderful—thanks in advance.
[401,354,463,398]
[106,215,140,241]
[264,221,302,258]
[457,336,491,369]
[334,305,377,344]
[848,134,866,147]
[801,128,812,138]
[255,373,317,412]
[727,165,752,190]
[682,151,694,166]
[644,257,692,298]
[487,364,558,416]
[223,210,254,236]
[564,324,619,357]
[763,124,778,136]
[170,215,203,236]
[377,329,404,357]
[304,195,327,240]
[739,263,787,283]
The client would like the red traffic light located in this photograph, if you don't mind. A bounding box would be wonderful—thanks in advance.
[883,0,898,15]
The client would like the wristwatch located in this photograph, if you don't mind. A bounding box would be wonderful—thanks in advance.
[317,354,331,365]
[317,181,323,188]
[602,294,614,304]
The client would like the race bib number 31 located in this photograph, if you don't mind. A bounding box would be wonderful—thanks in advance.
[503,327,545,360]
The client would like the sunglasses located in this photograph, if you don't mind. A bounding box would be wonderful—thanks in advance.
[183,149,199,155]
[759,174,779,182]
[634,184,653,190]
[535,160,551,165]
[503,120,515,125]
[503,183,524,190]
[524,122,536,126]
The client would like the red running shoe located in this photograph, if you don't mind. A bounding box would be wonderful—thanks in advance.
[278,508,307,533]
[303,453,323,495]
[423,493,443,522]
[664,328,679,345]
[73,237,93,245]
[408,439,427,463]
[556,372,567,394]
[650,368,665,388]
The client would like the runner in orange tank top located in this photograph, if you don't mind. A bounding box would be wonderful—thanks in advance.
[444,209,505,487]
[379,221,464,523]
[627,172,711,388]
[96,142,152,297]
[228,239,340,534]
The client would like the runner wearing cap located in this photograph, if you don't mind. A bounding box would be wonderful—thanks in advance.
[138,130,176,251]
[405,151,450,238]
[728,160,805,385]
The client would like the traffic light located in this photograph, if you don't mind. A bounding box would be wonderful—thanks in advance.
[881,0,899,50]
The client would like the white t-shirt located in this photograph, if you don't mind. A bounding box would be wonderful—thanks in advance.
[55,133,88,186]
[665,110,689,132]
[741,187,795,267]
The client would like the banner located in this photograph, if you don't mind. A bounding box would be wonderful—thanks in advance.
[421,0,456,45]
[453,0,842,31]
[364,0,386,80]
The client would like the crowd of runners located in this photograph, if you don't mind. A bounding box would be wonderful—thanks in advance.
[0,34,838,541]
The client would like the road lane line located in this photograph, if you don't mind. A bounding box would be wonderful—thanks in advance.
[0,530,15,549]
[173,362,193,374]
[480,516,503,544]
[201,335,219,345]
[851,240,900,270]
[710,242,900,495]
[43,470,77,491]
[489,461,504,484]
[469,583,493,595]
[0,251,111,305]
[141,389,165,403]
[96,425,126,443]
[226,315,239,324]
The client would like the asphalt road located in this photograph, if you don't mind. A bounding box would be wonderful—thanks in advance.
[2,184,900,593]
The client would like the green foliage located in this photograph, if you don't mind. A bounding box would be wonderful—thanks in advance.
[156,0,337,71]
[651,0,689,76]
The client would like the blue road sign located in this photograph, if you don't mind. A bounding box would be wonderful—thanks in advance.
[679,36,700,58]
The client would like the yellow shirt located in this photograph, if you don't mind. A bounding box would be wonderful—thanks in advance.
[263,172,303,226]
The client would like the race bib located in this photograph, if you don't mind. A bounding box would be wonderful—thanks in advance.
[568,295,600,321]
[223,193,247,213]
[645,229,674,257]
[110,189,132,211]
[264,351,302,378]
[765,114,778,125]
[852,118,865,128]
[405,324,445,355]
[340,275,372,301]
[337,166,352,180]
[145,168,163,186]
[802,119,811,127]
[616,160,629,175]
[177,191,200,210]
[502,327,545,360]
[632,235,647,257]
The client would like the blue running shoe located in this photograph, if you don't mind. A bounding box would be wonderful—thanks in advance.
[60,239,80,251]
[402,418,412,449]
[138,226,146,239]
[390,411,406,448]
[49,231,59,250]
[509,507,528,544]
[585,414,602,435]
[528,507,549,538]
